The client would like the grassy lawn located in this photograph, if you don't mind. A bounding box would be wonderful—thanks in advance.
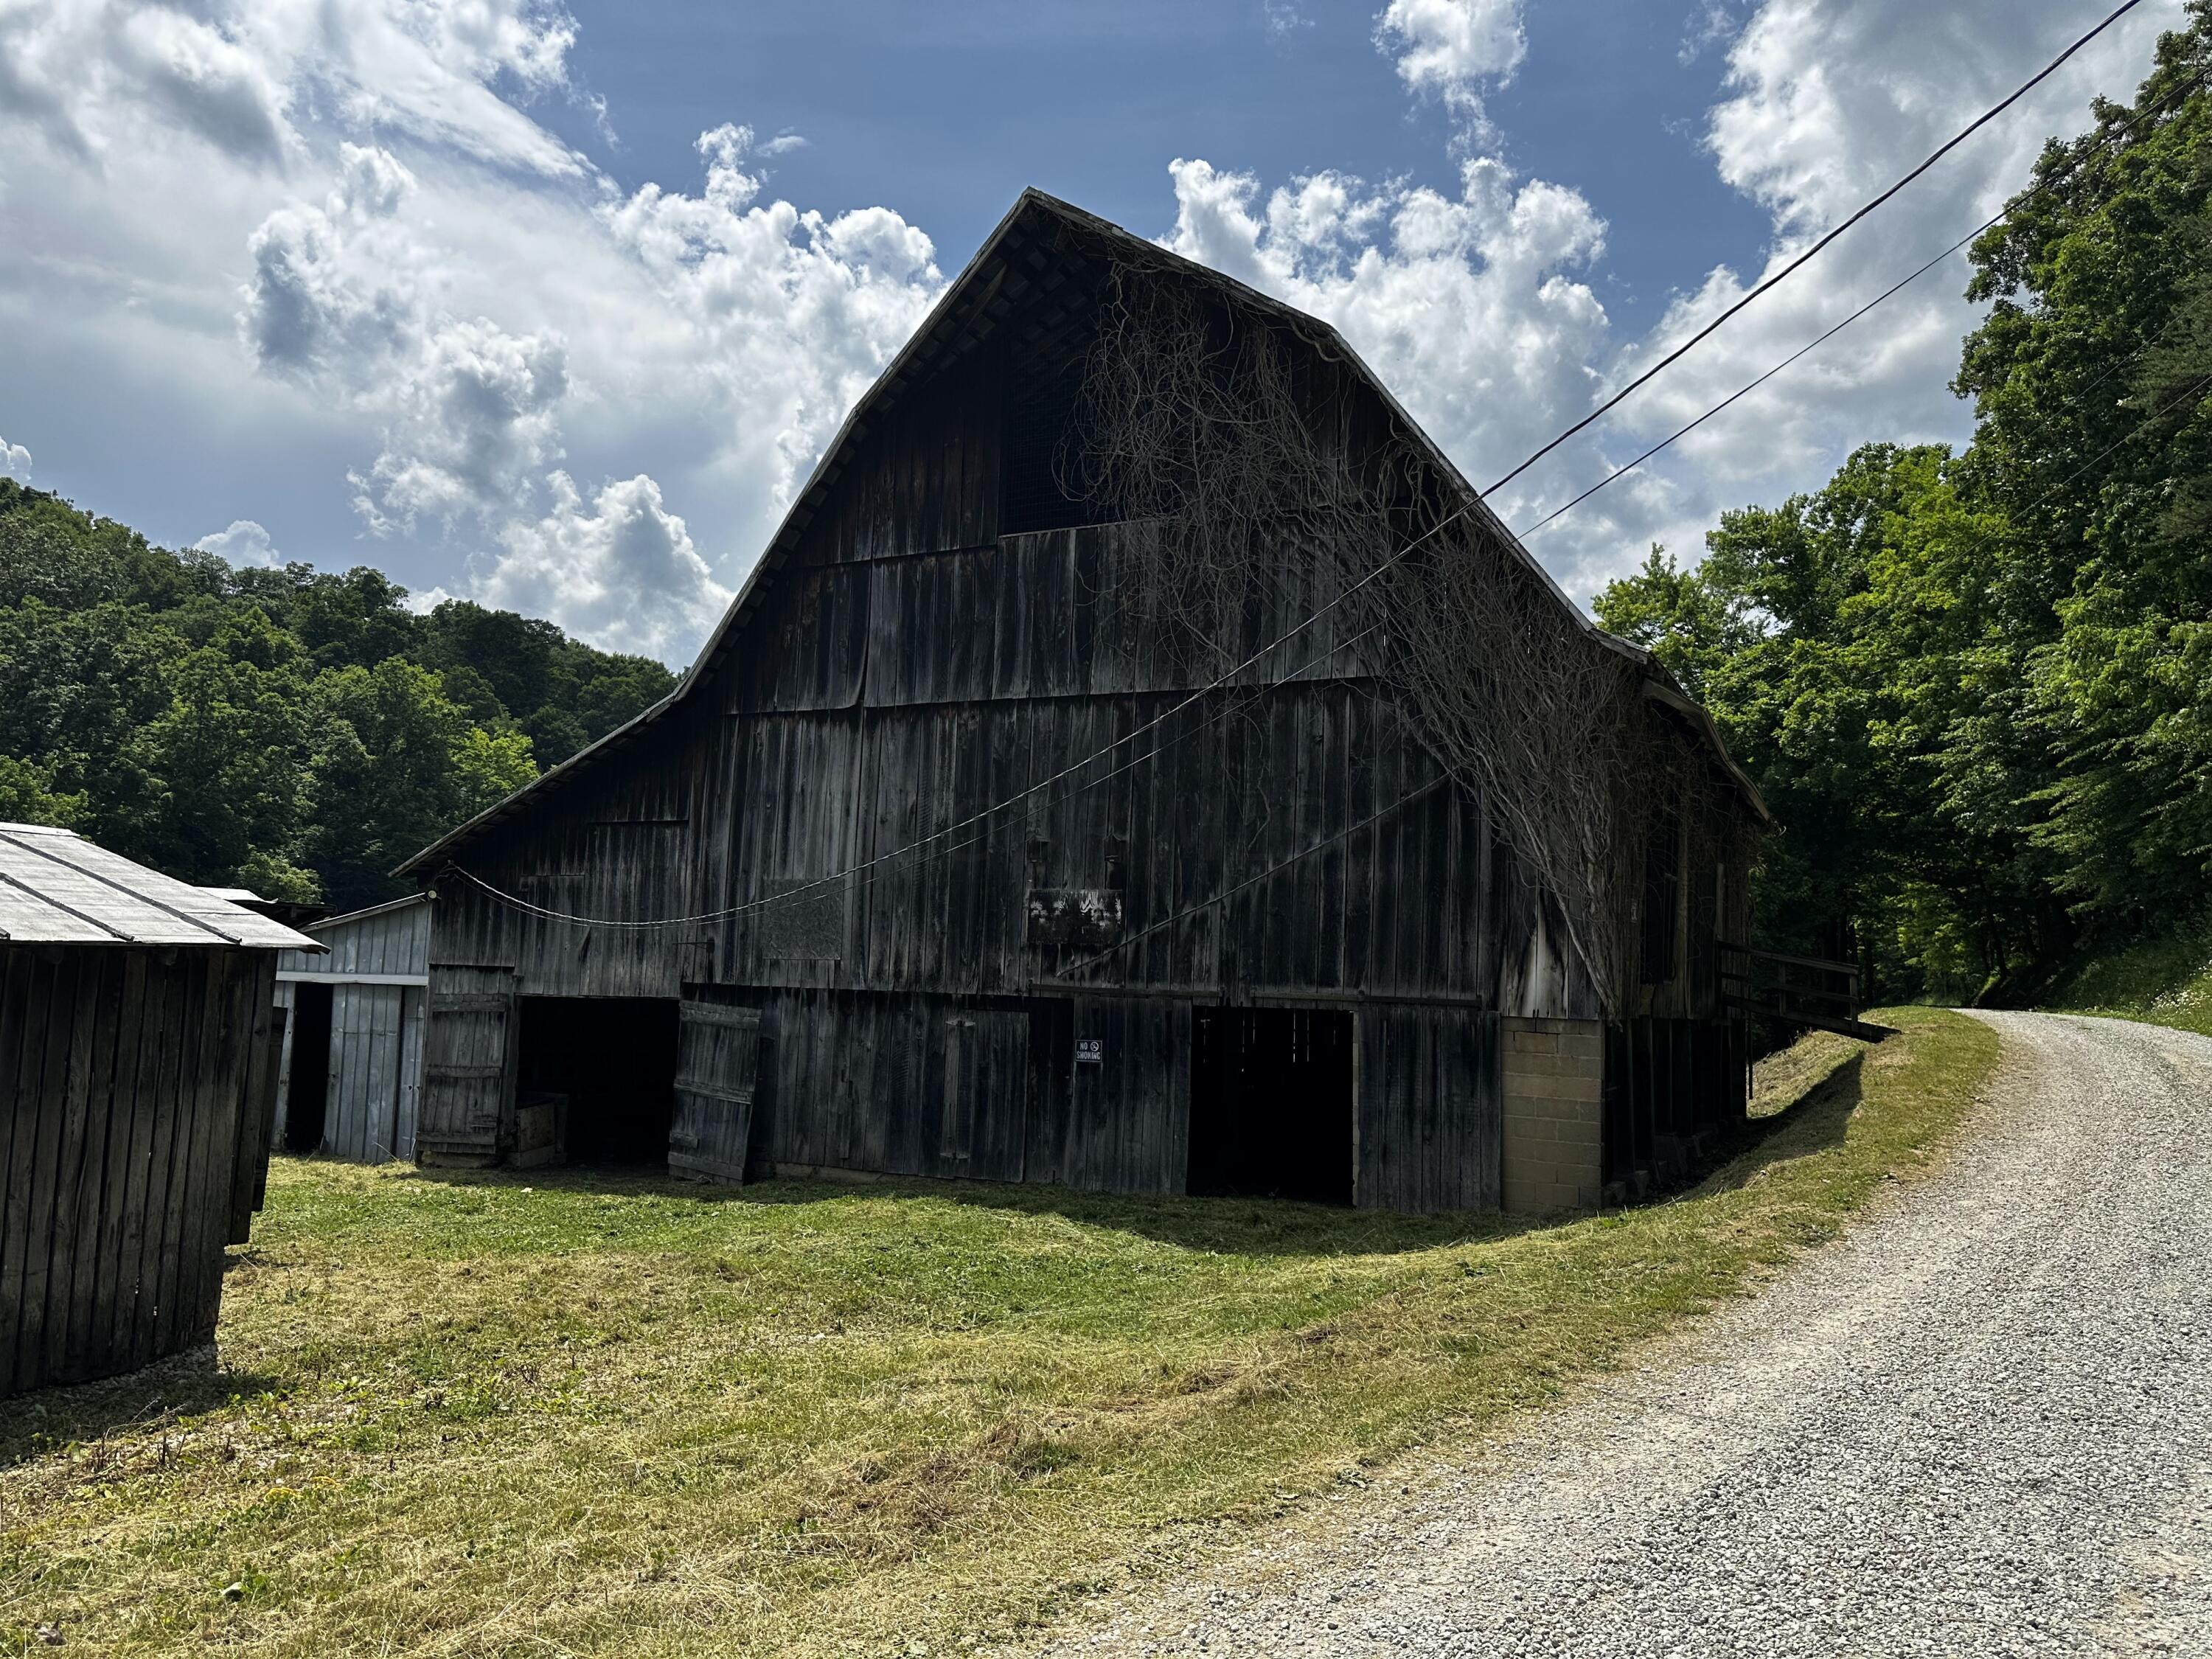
[3,1007,1994,1658]
[2048,919,2212,1039]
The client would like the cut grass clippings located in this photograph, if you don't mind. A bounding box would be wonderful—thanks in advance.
[1,1006,1995,1658]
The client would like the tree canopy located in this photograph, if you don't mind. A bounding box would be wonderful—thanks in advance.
[0,481,677,912]
[1597,3,2212,999]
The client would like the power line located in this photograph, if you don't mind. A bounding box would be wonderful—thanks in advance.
[1514,66,2208,539]
[1482,0,2154,498]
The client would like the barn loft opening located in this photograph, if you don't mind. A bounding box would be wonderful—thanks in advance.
[515,996,680,1165]
[285,981,334,1154]
[1186,1006,1356,1204]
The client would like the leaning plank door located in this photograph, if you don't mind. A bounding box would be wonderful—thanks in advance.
[416,966,515,1165]
[668,999,760,1184]
[942,1010,1031,1180]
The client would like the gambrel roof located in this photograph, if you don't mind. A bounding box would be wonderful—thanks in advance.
[399,189,1761,878]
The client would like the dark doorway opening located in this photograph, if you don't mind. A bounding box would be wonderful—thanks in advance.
[285,982,333,1153]
[516,996,679,1164]
[1187,1006,1355,1204]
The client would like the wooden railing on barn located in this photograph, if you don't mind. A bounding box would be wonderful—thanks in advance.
[1718,942,1896,1042]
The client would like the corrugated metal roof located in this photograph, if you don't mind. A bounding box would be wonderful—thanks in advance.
[309,891,432,934]
[0,824,326,950]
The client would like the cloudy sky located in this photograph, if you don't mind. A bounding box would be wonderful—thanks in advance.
[0,0,2185,662]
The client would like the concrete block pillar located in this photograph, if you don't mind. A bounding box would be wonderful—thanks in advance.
[1500,1015,1604,1214]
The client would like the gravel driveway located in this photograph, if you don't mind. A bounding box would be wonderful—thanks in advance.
[1039,1012,2212,1658]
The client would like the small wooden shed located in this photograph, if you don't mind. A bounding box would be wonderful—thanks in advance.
[0,823,320,1398]
[271,894,429,1164]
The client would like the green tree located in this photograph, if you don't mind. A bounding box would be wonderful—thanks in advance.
[305,659,538,911]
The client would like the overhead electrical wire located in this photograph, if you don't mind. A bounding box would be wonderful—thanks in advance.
[448,8,2183,933]
[1516,64,2208,540]
[1481,0,2152,498]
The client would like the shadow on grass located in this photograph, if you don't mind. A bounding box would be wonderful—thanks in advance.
[1693,1048,1864,1198]
[396,1158,1534,1259]
[316,1038,1882,1261]
[0,1346,284,1468]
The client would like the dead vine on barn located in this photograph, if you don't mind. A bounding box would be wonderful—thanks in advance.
[1058,259,1737,1009]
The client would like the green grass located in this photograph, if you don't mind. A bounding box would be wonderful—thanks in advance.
[2047,917,2212,1038]
[1,1007,1995,1659]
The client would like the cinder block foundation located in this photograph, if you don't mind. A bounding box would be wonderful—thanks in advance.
[1501,1015,1604,1214]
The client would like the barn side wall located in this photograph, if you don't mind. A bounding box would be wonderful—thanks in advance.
[274,901,432,1165]
[1,944,277,1398]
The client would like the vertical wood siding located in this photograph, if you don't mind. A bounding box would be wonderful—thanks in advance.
[1,945,276,1398]
[273,900,431,1164]
[420,283,1754,1211]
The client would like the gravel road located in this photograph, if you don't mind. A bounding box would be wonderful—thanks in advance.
[1040,1012,2212,1658]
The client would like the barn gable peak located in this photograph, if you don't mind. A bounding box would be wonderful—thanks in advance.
[400,189,1750,877]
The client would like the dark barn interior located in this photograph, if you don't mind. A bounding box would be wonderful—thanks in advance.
[1188,1006,1356,1203]
[515,996,679,1164]
[284,981,333,1154]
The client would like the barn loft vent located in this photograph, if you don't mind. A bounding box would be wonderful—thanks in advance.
[1001,345,1102,535]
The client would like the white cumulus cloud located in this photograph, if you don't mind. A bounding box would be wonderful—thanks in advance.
[1161,153,1608,527]
[1563,0,2191,589]
[479,472,730,661]
[216,119,939,654]
[348,319,571,534]
[193,518,281,566]
[1374,0,1528,141]
[0,437,29,481]
[599,123,943,510]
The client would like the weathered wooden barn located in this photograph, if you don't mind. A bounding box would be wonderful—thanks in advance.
[397,190,1767,1214]
[0,824,319,1398]
[271,894,429,1164]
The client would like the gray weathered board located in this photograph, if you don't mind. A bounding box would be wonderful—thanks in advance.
[1,945,281,1397]
[392,192,1764,1211]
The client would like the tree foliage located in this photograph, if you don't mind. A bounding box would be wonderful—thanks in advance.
[1598,5,2212,998]
[0,481,677,911]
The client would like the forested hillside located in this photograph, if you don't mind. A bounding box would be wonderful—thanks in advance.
[0,480,676,912]
[1599,10,2212,1004]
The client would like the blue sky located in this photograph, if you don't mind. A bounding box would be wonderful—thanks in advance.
[0,0,2186,659]
[557,0,1770,337]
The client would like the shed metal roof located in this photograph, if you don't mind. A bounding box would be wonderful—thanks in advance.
[307,891,432,935]
[0,824,326,950]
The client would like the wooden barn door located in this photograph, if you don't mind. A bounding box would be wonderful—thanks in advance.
[668,998,760,1185]
[942,1010,1031,1180]
[416,967,516,1166]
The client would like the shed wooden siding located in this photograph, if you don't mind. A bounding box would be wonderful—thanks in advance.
[1,945,279,1398]
[273,899,431,1164]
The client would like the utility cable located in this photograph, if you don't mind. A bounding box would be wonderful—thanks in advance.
[1517,66,2208,539]
[1483,0,2153,497]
